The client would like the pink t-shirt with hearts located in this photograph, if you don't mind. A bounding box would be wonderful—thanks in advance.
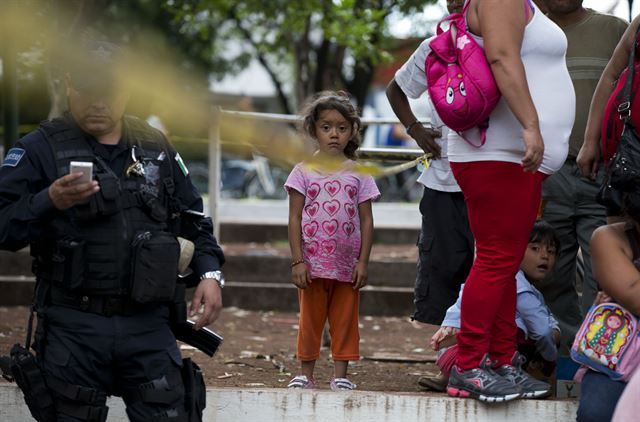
[285,161,380,283]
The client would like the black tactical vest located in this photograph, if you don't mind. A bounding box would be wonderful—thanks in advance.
[32,115,179,297]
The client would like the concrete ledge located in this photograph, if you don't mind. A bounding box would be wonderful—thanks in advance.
[218,199,420,244]
[0,278,415,316]
[222,223,419,244]
[1,248,417,287]
[0,276,37,306]
[219,199,421,230]
[0,385,578,422]
[223,254,415,286]
[0,248,418,314]
[223,282,414,316]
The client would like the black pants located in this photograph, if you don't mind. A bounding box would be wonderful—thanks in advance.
[36,305,185,421]
[414,187,474,324]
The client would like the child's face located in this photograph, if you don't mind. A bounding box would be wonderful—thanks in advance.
[314,109,353,157]
[521,241,557,284]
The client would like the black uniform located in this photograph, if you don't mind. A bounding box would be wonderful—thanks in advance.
[0,113,224,421]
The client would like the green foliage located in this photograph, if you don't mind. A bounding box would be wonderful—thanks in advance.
[164,0,436,111]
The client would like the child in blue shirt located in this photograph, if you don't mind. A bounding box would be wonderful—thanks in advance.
[421,220,561,392]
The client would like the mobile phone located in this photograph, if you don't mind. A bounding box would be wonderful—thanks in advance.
[69,161,94,184]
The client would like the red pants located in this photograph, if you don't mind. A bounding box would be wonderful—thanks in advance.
[297,278,360,361]
[451,161,545,370]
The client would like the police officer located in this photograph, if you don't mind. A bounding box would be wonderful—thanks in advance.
[0,41,224,421]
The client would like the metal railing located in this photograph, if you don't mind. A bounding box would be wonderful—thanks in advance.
[209,107,432,239]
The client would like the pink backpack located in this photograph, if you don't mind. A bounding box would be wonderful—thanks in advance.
[425,1,505,147]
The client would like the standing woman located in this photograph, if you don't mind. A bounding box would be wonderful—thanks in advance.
[578,14,640,182]
[444,0,575,402]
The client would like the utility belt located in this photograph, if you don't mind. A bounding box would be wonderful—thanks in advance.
[49,289,161,317]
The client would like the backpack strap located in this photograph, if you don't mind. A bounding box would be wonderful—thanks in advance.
[457,120,489,149]
[618,24,640,121]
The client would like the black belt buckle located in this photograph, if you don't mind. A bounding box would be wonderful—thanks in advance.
[103,297,126,317]
[79,295,91,312]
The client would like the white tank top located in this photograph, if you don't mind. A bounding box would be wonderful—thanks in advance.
[447,3,575,175]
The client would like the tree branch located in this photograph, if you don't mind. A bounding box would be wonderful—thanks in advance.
[229,11,292,114]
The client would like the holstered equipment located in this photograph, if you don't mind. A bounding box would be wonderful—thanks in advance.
[182,358,206,422]
[0,308,56,422]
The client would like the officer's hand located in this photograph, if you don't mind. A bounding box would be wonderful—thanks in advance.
[190,278,222,330]
[48,173,99,210]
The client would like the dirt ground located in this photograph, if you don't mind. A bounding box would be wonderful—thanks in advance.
[0,305,440,393]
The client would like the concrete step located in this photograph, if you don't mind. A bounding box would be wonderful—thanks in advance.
[0,384,578,422]
[221,222,419,244]
[222,249,416,286]
[0,276,414,316]
[1,245,417,280]
[0,241,418,315]
[218,199,420,244]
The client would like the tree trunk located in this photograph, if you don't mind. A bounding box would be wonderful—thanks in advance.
[45,0,87,119]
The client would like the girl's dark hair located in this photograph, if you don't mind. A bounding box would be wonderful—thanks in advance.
[529,220,561,254]
[299,90,362,160]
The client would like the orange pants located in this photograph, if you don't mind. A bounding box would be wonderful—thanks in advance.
[297,278,360,361]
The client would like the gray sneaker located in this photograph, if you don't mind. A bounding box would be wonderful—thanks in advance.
[447,355,522,402]
[494,353,551,399]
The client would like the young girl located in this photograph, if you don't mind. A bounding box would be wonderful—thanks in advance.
[422,220,561,399]
[284,91,380,391]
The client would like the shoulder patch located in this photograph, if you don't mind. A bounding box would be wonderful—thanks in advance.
[175,152,189,176]
[2,148,25,167]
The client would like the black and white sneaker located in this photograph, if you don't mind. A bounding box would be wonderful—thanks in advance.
[447,355,522,403]
[494,352,551,399]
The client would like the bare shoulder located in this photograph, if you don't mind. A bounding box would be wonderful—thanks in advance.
[591,223,633,257]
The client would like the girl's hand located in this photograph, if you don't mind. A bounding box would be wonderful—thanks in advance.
[521,127,544,173]
[430,326,458,351]
[291,262,312,289]
[594,291,612,305]
[352,261,368,290]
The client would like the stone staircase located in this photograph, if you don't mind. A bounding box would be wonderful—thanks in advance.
[0,228,419,316]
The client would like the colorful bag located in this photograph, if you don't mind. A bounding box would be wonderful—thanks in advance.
[425,0,501,147]
[571,302,640,382]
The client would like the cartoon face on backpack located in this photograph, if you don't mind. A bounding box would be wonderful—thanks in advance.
[425,8,501,146]
[445,68,468,117]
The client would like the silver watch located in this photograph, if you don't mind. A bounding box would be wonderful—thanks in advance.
[200,270,225,288]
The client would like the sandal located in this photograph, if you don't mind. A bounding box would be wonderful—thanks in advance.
[330,377,357,391]
[287,375,316,389]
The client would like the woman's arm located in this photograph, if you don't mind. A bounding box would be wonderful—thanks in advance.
[353,200,374,290]
[288,190,311,289]
[591,224,640,314]
[578,16,640,179]
[468,0,543,172]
